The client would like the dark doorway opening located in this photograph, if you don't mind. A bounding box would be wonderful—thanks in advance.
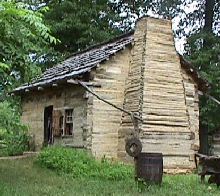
[44,105,53,145]
[199,124,209,155]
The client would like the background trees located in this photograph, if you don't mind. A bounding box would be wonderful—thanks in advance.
[1,0,219,132]
[180,0,220,131]
[0,1,57,96]
[44,0,122,54]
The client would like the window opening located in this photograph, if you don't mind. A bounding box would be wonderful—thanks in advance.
[64,109,73,136]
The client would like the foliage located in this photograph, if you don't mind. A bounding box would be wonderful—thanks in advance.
[125,1,218,39]
[1,158,220,195]
[0,0,57,95]
[0,101,29,156]
[36,147,133,180]
[179,0,220,132]
[171,0,219,38]
[0,129,29,156]
[0,101,24,133]
[41,0,121,54]
[185,32,220,131]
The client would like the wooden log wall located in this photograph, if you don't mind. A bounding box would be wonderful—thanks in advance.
[118,19,147,161]
[90,49,130,159]
[182,69,200,150]
[21,85,87,150]
[118,17,199,172]
[212,130,220,156]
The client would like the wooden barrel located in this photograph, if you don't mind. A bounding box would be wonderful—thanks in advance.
[135,153,163,184]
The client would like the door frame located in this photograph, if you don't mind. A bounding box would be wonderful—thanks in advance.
[44,105,53,145]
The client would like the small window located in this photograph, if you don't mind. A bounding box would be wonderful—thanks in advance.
[66,109,73,123]
[64,109,74,136]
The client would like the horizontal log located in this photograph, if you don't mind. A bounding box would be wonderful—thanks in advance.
[141,141,193,156]
[144,109,188,117]
[143,91,185,99]
[143,83,183,90]
[147,26,173,35]
[141,131,192,138]
[142,120,189,127]
[142,114,188,122]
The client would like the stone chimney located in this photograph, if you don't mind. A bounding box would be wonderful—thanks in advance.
[118,17,192,168]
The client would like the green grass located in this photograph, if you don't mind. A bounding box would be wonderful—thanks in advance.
[36,147,133,180]
[0,157,219,196]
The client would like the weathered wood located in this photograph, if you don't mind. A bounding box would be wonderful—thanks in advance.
[195,153,220,185]
[67,79,102,87]
[76,80,142,122]
[118,17,199,172]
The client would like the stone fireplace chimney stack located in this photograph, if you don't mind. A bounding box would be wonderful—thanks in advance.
[118,17,196,172]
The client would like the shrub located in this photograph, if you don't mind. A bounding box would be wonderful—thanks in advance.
[0,101,29,156]
[0,128,29,156]
[36,147,133,180]
[0,101,25,133]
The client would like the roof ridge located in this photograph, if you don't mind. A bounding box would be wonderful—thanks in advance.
[65,31,134,59]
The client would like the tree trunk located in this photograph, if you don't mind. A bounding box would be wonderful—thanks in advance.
[203,0,215,48]
[204,0,215,33]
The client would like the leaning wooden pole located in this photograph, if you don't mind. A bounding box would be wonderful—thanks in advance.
[73,79,142,122]
[68,79,143,158]
[199,91,220,105]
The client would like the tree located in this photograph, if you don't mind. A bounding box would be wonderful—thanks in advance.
[184,1,220,132]
[42,0,121,54]
[0,1,57,95]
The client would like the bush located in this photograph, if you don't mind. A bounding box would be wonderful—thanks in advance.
[36,147,133,180]
[2,130,29,156]
[0,101,29,156]
[0,101,25,133]
[0,128,29,156]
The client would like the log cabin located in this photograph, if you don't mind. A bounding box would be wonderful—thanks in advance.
[13,17,209,173]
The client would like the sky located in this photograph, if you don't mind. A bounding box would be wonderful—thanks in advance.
[116,1,199,55]
[171,1,199,54]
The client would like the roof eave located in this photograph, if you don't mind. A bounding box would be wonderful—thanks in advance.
[179,54,210,92]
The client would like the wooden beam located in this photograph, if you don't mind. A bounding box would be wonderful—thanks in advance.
[199,91,220,105]
[67,79,101,87]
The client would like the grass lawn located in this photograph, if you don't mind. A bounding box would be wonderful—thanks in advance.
[0,157,219,196]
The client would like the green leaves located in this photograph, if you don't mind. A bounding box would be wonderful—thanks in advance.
[186,32,220,132]
[0,1,58,94]
[0,101,29,156]
[44,0,121,54]
[0,63,9,70]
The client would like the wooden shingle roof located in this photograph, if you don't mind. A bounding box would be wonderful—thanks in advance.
[13,32,208,94]
[13,32,133,93]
